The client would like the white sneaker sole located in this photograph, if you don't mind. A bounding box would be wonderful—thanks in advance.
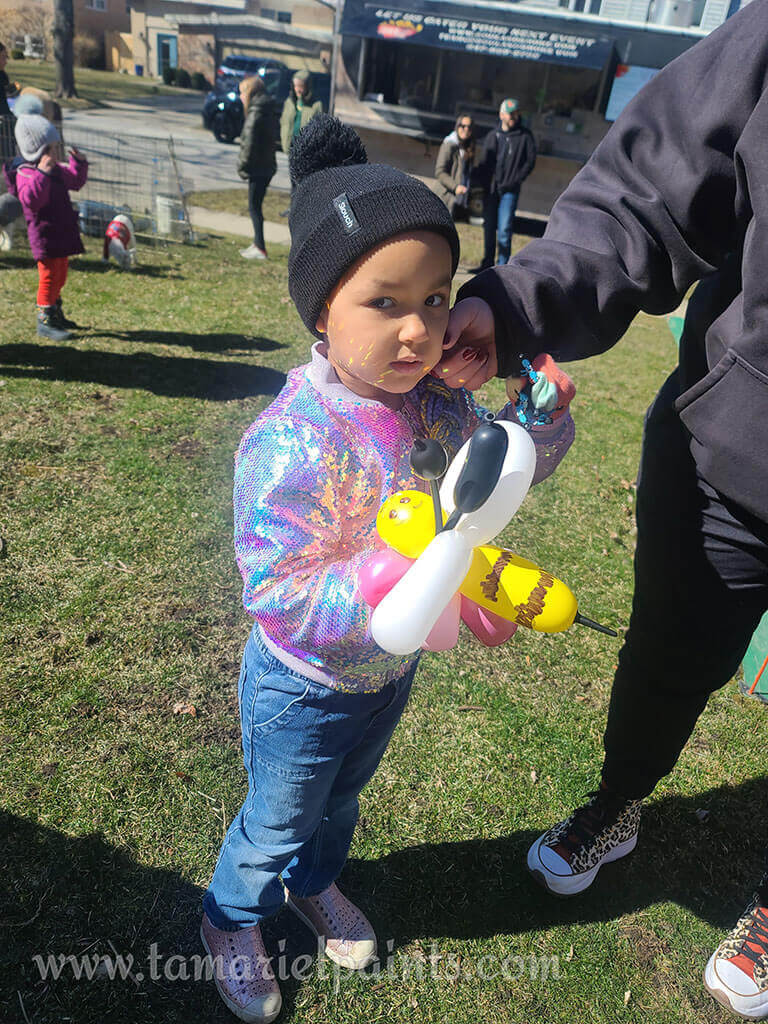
[526,832,638,896]
[199,925,282,1024]
[704,952,768,1020]
[285,896,377,970]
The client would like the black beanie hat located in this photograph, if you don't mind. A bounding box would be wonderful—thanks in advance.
[288,114,460,338]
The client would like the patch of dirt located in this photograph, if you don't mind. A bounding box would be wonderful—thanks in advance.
[169,438,204,460]
[618,920,666,971]
[89,391,117,410]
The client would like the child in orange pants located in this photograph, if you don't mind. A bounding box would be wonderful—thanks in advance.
[5,113,88,340]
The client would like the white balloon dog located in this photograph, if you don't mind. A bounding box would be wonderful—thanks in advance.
[371,419,536,656]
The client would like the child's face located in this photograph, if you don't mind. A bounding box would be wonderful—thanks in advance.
[316,230,453,407]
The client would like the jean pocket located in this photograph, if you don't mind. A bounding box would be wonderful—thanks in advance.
[247,670,311,738]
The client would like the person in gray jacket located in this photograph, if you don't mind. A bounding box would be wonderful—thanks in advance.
[434,113,476,220]
[439,3,768,1018]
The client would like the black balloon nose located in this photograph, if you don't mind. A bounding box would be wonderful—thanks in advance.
[410,438,448,481]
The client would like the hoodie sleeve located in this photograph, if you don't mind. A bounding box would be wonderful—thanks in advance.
[15,165,52,212]
[58,152,88,191]
[238,102,260,178]
[520,131,536,183]
[456,3,768,376]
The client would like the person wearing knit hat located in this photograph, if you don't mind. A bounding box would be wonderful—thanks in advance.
[5,112,87,341]
[278,69,323,216]
[14,112,59,162]
[200,113,576,1024]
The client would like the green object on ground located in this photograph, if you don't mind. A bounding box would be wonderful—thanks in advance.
[668,315,685,345]
[741,610,768,704]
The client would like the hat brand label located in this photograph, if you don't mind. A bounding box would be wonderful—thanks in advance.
[333,193,360,235]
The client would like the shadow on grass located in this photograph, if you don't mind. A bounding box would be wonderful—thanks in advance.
[3,780,766,1021]
[0,810,315,1024]
[0,344,286,401]
[75,260,185,280]
[90,331,287,354]
[342,777,768,945]
[0,252,182,278]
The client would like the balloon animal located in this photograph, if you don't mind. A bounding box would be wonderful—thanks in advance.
[359,418,616,656]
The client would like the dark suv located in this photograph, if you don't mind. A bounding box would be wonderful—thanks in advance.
[215,55,289,88]
[202,66,331,145]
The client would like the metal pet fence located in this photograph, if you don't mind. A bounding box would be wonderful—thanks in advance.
[0,117,194,245]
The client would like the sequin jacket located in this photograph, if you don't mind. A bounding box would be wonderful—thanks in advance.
[234,344,573,692]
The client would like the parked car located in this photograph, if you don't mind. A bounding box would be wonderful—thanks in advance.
[215,55,288,88]
[202,69,331,146]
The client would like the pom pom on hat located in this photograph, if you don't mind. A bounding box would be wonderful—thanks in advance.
[13,93,45,117]
[14,114,59,163]
[287,115,460,337]
[289,112,367,186]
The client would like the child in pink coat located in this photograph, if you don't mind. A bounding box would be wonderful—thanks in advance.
[7,113,88,340]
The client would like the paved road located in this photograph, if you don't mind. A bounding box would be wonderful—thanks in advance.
[62,93,291,196]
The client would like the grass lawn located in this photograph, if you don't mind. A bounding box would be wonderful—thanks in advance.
[6,59,187,109]
[1,224,765,1024]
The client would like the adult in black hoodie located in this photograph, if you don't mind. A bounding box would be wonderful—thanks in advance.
[475,98,536,269]
[441,4,768,1015]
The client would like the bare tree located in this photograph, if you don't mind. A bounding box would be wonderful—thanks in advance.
[53,0,77,98]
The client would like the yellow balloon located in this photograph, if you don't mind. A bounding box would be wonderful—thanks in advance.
[461,546,578,634]
[377,490,579,633]
[376,490,443,559]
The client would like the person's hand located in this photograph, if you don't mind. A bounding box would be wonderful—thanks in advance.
[433,297,498,390]
[504,375,529,404]
[69,146,84,160]
[455,184,468,196]
[38,151,57,174]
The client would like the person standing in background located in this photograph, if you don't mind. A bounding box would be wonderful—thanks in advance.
[434,113,476,221]
[279,71,323,217]
[237,74,277,261]
[0,42,20,161]
[471,98,536,272]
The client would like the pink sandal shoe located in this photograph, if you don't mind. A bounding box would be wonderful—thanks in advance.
[286,882,377,970]
[200,913,282,1023]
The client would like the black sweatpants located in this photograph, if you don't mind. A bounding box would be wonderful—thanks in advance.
[247,174,271,252]
[602,370,768,800]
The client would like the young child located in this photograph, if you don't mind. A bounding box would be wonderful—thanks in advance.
[6,113,88,341]
[201,115,575,1024]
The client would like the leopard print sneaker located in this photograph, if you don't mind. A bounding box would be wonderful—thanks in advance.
[704,878,768,1020]
[527,784,642,896]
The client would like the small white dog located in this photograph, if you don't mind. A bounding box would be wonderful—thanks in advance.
[103,213,137,270]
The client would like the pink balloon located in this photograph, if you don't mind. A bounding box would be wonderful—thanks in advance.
[358,549,412,608]
[422,592,461,651]
[460,596,518,647]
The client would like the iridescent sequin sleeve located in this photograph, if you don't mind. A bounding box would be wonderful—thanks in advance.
[233,416,382,669]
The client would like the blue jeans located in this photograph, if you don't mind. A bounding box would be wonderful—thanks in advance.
[482,190,519,265]
[203,626,417,929]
